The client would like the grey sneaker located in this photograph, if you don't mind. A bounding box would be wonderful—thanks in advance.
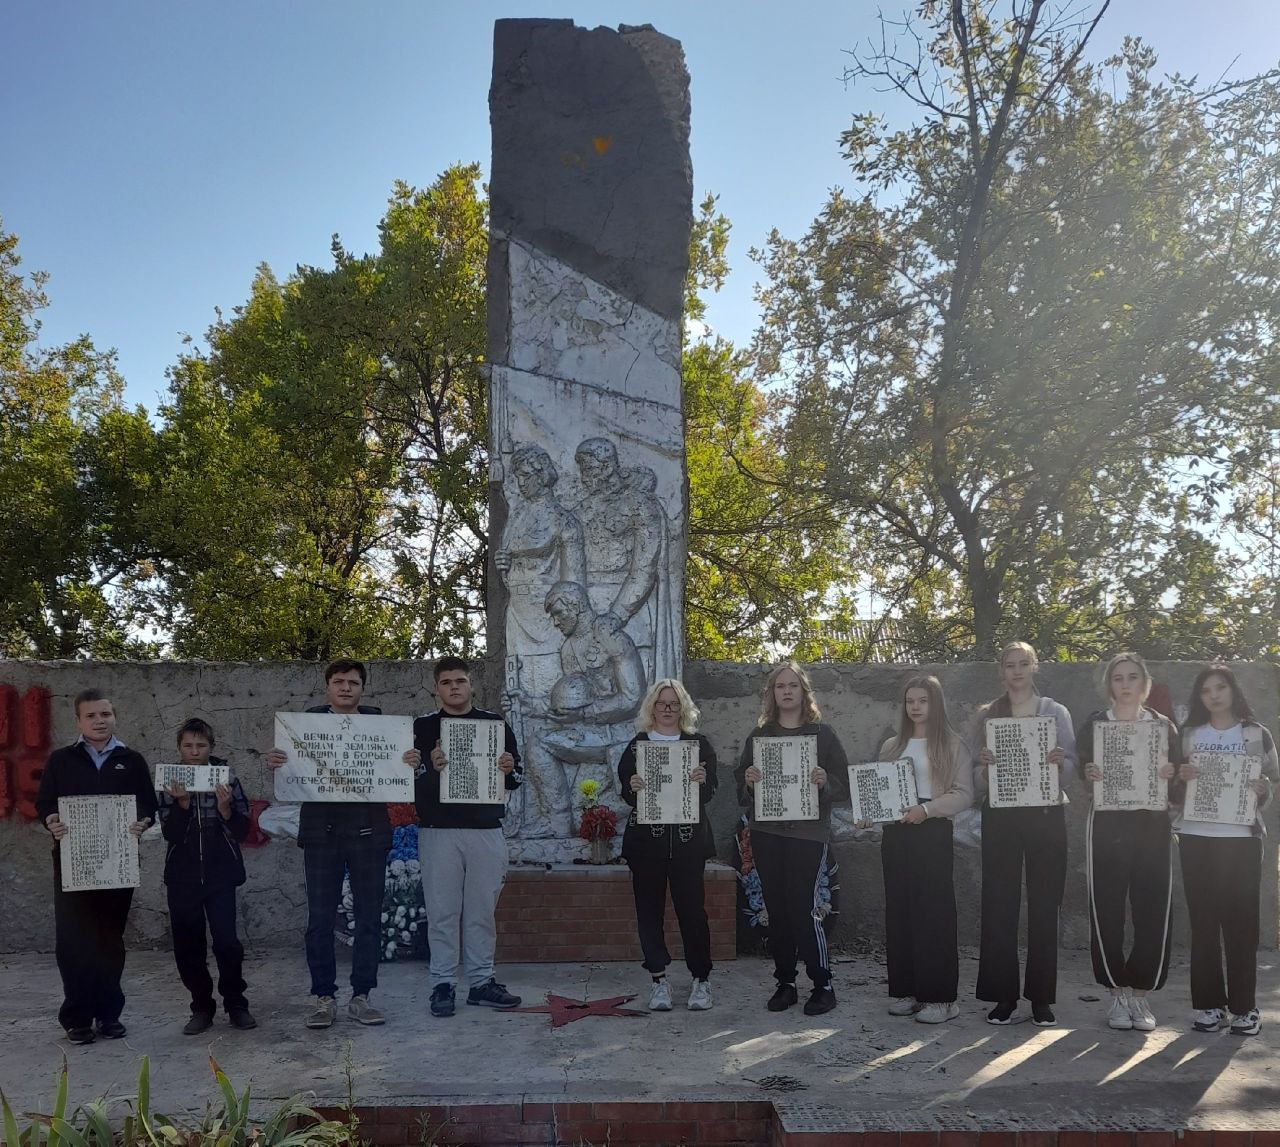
[348,994,385,1026]
[1129,996,1156,1032]
[915,1002,959,1024]
[687,979,712,1011]
[1230,1009,1261,1036]
[1108,994,1133,1030]
[305,996,336,1029]
[466,978,521,1009]
[888,996,919,1016]
[649,978,673,1011]
[1193,1007,1224,1032]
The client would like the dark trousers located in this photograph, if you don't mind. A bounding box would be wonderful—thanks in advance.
[1178,833,1262,1014]
[750,830,832,988]
[53,854,134,1031]
[882,818,958,1004]
[168,884,248,1015]
[303,839,388,998]
[627,855,713,980]
[1088,809,1173,991]
[977,803,1067,1005]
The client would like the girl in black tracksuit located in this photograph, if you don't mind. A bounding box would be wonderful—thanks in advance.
[734,661,849,1018]
[1075,653,1181,1033]
[618,678,719,1011]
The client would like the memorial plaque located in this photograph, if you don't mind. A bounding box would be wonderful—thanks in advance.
[986,716,1059,808]
[154,762,231,793]
[1093,721,1168,812]
[849,759,918,824]
[273,712,414,802]
[636,740,698,825]
[58,794,140,892]
[440,718,506,804]
[1185,751,1260,826]
[753,736,819,822]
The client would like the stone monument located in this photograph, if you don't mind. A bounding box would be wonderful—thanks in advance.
[486,19,692,862]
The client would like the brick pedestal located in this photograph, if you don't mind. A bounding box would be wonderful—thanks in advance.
[495,861,738,964]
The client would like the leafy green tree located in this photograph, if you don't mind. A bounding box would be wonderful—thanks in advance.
[754,3,1280,658]
[0,222,160,658]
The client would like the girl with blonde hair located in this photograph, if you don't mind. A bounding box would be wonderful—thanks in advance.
[974,641,1077,1026]
[618,679,719,1012]
[734,661,850,1016]
[1075,653,1181,1033]
[871,675,973,1024]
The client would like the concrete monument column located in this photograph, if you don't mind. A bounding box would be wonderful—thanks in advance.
[486,19,692,861]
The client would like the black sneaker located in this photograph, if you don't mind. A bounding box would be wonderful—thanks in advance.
[467,978,522,1009]
[1031,1002,1057,1027]
[986,1001,1018,1025]
[227,1007,258,1030]
[66,1026,95,1045]
[95,1020,126,1039]
[430,983,456,1018]
[767,983,799,1012]
[183,1012,215,1036]
[803,986,837,1016]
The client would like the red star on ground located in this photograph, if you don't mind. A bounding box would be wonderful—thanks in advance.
[509,993,646,1027]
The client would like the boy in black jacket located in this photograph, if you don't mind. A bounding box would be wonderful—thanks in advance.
[157,718,256,1034]
[35,689,158,1045]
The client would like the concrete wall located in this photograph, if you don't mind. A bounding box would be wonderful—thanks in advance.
[2,658,1277,958]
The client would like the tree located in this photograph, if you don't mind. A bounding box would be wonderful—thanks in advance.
[0,222,160,658]
[754,2,1280,657]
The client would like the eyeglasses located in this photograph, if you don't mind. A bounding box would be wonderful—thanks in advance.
[654,701,681,711]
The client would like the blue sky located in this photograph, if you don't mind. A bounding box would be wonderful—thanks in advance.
[3,1,1278,412]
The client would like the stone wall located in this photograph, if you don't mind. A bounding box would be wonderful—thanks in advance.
[1,658,1276,956]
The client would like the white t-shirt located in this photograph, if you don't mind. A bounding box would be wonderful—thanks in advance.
[904,737,932,801]
[648,731,681,742]
[1180,722,1251,838]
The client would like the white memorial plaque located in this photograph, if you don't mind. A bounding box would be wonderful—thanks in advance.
[1093,722,1168,812]
[273,712,414,802]
[849,759,918,824]
[753,736,819,822]
[58,794,140,892]
[1185,751,1261,826]
[636,740,698,825]
[986,716,1059,808]
[155,762,231,793]
[440,718,506,804]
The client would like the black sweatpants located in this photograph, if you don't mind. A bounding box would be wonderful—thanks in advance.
[1087,809,1173,991]
[168,884,248,1016]
[977,803,1067,1005]
[627,855,712,980]
[1178,833,1262,1014]
[53,853,134,1031]
[750,830,832,988]
[882,818,958,1004]
[303,839,388,999]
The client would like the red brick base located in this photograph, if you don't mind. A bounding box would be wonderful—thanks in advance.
[494,862,738,964]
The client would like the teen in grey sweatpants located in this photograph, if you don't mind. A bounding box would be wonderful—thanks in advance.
[413,656,524,1017]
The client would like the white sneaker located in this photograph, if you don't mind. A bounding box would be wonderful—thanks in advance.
[1107,995,1133,1030]
[915,1002,959,1024]
[649,978,673,1011]
[1230,1009,1261,1036]
[888,996,919,1016]
[1193,1008,1224,1032]
[1129,996,1156,1032]
[687,979,713,1011]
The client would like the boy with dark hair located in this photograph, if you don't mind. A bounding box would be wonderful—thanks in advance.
[35,690,158,1045]
[267,659,419,1028]
[415,657,523,1018]
[157,718,256,1034]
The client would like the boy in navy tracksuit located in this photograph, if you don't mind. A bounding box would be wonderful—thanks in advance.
[157,718,256,1034]
[35,689,158,1045]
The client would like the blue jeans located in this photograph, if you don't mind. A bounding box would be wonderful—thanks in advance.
[303,839,388,998]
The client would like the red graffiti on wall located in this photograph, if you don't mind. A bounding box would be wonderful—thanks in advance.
[0,683,52,821]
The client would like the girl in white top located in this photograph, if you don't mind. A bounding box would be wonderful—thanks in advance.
[1177,665,1279,1037]
[868,675,973,1024]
